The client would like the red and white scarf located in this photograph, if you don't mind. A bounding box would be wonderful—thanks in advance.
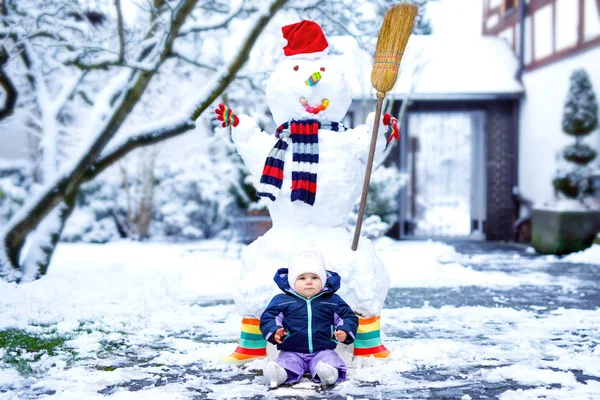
[256,119,346,206]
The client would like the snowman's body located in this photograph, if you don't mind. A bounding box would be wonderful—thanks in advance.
[230,55,391,318]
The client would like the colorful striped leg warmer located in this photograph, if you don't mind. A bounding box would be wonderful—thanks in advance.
[220,317,267,364]
[353,315,391,358]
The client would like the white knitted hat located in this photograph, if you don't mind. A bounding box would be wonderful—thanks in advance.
[287,249,327,289]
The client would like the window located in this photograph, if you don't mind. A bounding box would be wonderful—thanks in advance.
[502,0,518,15]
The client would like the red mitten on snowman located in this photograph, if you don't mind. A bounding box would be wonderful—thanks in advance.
[215,104,239,128]
[383,113,399,142]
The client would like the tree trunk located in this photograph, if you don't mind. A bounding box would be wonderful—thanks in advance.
[20,196,76,281]
[0,0,289,281]
[2,0,203,277]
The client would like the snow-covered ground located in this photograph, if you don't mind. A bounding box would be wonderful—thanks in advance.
[1,239,599,399]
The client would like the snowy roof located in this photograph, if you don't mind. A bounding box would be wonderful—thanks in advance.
[330,34,524,101]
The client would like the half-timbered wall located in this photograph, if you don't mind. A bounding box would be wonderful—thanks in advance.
[482,0,600,70]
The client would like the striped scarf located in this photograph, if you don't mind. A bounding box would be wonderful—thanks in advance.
[256,119,347,206]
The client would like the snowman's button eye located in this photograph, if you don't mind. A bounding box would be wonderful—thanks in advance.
[320,67,325,72]
[293,65,299,71]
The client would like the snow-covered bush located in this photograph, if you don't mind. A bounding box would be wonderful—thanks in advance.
[61,174,122,243]
[347,164,408,239]
[152,154,238,240]
[553,69,598,202]
[0,161,32,226]
[62,146,246,243]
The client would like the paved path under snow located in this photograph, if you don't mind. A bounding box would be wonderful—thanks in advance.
[1,240,599,399]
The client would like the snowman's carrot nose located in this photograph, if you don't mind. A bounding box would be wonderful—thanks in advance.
[305,72,322,86]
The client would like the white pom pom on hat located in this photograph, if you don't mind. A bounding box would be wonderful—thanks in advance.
[287,248,327,289]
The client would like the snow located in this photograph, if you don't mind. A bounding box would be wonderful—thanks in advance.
[562,244,600,264]
[228,35,391,318]
[534,199,596,211]
[20,203,67,282]
[179,1,244,36]
[330,34,523,100]
[1,239,599,398]
[518,47,600,206]
[376,238,581,289]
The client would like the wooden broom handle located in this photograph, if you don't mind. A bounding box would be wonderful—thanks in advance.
[352,93,385,251]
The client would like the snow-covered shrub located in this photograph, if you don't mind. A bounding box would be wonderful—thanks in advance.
[347,164,408,238]
[0,161,32,226]
[62,148,244,242]
[61,174,122,243]
[152,154,238,240]
[553,69,598,201]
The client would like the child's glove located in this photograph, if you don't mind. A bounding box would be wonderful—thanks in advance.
[274,327,287,344]
[383,113,399,142]
[334,330,347,342]
[215,103,239,128]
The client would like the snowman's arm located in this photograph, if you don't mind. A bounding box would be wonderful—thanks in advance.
[358,112,389,165]
[232,115,278,179]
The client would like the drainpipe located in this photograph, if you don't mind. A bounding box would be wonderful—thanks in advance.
[513,0,528,236]
[516,0,527,80]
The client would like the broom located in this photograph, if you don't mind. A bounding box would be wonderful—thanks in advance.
[351,3,418,251]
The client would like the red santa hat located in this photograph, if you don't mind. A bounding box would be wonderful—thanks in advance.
[282,20,329,59]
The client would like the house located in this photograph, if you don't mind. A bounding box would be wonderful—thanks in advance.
[482,0,600,208]
[333,31,525,240]
[334,0,600,241]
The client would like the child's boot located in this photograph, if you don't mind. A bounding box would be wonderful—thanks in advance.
[263,361,288,388]
[316,361,339,385]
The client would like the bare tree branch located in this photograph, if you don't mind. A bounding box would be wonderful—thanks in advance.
[170,50,215,70]
[114,0,126,62]
[178,2,243,36]
[191,0,289,121]
[87,119,196,181]
[4,0,203,268]
[65,58,155,72]
[3,0,291,274]
[0,45,17,120]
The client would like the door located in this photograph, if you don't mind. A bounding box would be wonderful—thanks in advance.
[401,111,486,238]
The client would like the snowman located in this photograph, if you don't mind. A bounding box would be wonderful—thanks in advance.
[216,20,399,363]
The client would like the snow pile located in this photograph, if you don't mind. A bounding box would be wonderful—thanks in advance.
[0,241,242,332]
[374,238,581,289]
[562,244,600,264]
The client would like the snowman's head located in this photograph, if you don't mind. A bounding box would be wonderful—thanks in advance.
[265,20,352,125]
[266,57,352,125]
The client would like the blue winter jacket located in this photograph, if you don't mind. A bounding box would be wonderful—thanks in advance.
[260,267,359,354]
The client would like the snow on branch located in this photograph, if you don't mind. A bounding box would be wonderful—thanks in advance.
[114,0,126,62]
[89,118,197,181]
[189,0,289,121]
[65,57,157,72]
[178,2,244,36]
[89,0,291,179]
[0,45,17,120]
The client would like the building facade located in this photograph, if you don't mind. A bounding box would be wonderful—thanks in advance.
[341,33,524,240]
[483,0,600,206]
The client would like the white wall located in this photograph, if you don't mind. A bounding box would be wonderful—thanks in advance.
[519,47,600,205]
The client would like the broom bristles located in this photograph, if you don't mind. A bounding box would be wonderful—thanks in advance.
[371,3,418,95]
